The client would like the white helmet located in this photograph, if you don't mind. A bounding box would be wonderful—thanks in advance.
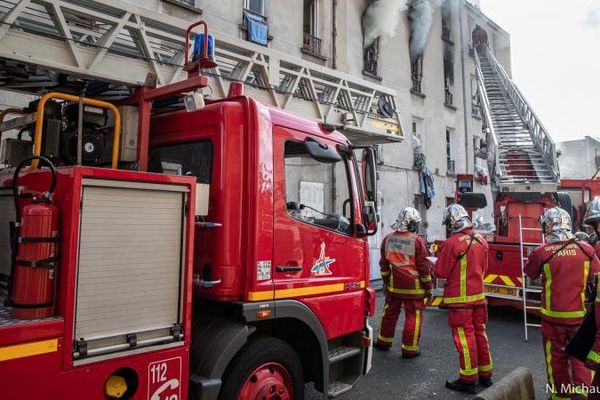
[391,207,422,233]
[541,207,574,243]
[443,203,472,233]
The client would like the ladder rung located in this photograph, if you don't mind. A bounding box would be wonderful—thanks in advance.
[522,242,542,246]
[521,228,543,231]
[526,323,542,328]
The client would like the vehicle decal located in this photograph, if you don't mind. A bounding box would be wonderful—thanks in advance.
[0,338,58,362]
[311,242,336,276]
[247,280,366,301]
[257,260,272,281]
[483,274,523,287]
[148,357,182,400]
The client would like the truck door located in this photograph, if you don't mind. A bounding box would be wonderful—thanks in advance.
[272,125,367,337]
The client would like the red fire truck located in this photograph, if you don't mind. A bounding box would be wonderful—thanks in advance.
[0,22,377,400]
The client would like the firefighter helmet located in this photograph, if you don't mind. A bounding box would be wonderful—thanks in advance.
[443,203,472,233]
[391,207,422,233]
[583,198,600,229]
[541,207,574,243]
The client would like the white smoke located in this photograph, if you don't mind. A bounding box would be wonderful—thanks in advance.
[363,0,409,48]
[409,0,436,63]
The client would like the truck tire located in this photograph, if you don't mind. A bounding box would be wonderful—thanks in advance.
[218,335,305,400]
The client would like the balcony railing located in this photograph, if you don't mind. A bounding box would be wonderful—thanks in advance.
[302,32,322,57]
[445,88,454,107]
[447,159,456,174]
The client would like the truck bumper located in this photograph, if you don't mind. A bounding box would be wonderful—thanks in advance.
[189,374,221,400]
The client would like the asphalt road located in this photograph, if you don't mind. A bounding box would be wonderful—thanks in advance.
[308,292,549,399]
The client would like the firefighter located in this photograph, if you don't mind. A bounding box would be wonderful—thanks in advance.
[584,273,600,400]
[375,207,433,358]
[584,198,600,256]
[524,207,600,400]
[434,204,492,394]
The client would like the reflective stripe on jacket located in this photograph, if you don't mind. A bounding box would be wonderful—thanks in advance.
[524,240,600,325]
[433,229,488,308]
[380,231,432,299]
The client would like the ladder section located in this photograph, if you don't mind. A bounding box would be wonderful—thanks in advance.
[0,0,403,144]
[474,46,559,193]
[518,214,543,342]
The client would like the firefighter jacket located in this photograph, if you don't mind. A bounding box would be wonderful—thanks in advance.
[380,231,432,299]
[585,274,600,371]
[524,240,600,326]
[433,229,488,308]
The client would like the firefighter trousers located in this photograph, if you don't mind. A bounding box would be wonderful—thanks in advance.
[541,322,591,400]
[377,295,425,355]
[448,306,493,384]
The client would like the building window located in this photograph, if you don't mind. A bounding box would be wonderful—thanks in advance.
[363,38,380,77]
[302,0,322,56]
[245,0,265,15]
[446,129,455,174]
[441,1,453,44]
[413,195,428,236]
[243,1,268,46]
[444,57,454,106]
[411,57,423,95]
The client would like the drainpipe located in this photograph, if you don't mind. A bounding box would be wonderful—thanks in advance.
[458,1,470,173]
[332,0,338,69]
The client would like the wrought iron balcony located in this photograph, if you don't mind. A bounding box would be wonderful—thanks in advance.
[302,32,322,57]
[445,88,454,106]
[411,77,422,95]
[447,159,456,174]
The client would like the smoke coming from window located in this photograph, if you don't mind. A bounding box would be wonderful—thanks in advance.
[363,0,409,48]
[409,0,436,63]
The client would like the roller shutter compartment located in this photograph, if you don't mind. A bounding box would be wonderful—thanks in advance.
[74,179,187,361]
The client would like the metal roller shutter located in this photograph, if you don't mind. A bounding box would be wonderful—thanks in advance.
[75,179,187,359]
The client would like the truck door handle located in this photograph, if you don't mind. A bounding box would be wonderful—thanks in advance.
[276,265,303,273]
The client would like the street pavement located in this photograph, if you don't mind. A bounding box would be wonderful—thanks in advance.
[308,292,550,399]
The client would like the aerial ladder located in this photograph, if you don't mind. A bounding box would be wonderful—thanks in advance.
[474,45,559,193]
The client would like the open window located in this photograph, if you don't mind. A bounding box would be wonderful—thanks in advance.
[302,0,322,56]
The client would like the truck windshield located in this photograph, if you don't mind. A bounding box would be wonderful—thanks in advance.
[149,141,213,183]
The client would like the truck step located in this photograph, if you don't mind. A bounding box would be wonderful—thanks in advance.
[328,381,353,398]
[328,346,361,364]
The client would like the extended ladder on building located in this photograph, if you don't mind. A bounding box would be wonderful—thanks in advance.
[0,0,403,145]
[474,45,559,194]
[518,214,544,342]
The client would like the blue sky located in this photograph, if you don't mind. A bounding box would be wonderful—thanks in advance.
[480,0,600,142]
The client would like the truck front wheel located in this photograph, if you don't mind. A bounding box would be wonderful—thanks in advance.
[218,335,305,400]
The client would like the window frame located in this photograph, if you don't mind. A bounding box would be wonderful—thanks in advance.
[283,139,356,237]
[245,0,265,15]
[148,140,214,184]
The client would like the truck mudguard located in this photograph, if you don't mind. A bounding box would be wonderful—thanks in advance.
[189,312,252,400]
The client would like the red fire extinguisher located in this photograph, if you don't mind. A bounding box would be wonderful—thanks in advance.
[9,156,59,320]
